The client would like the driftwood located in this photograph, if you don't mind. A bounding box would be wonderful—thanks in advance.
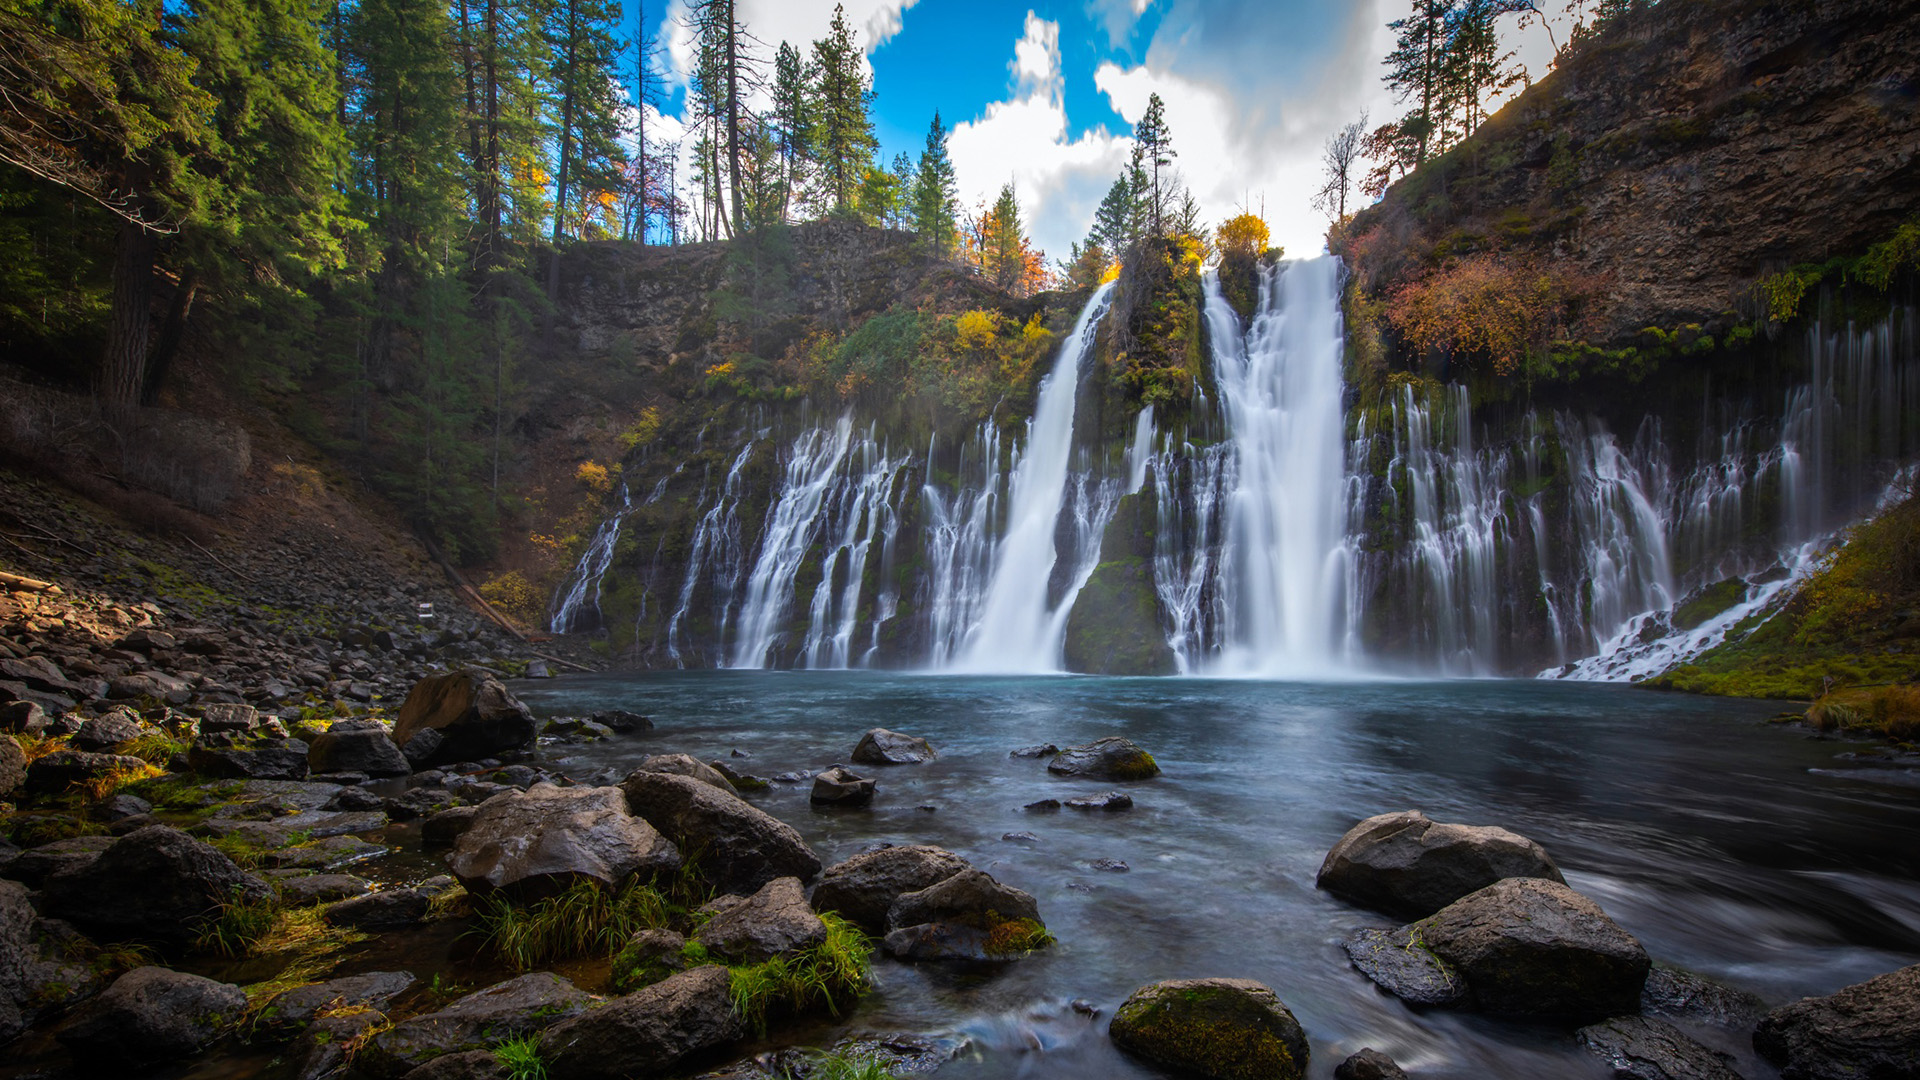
[185,535,254,583]
[0,569,58,592]
[416,530,593,674]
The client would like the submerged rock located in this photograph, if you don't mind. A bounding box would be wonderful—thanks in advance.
[447,783,678,899]
[1640,966,1767,1030]
[1316,809,1565,919]
[1047,737,1160,781]
[851,728,936,765]
[811,765,876,806]
[1109,977,1310,1080]
[1577,1015,1743,1080]
[1755,962,1920,1080]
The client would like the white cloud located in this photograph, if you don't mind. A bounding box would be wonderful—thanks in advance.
[947,12,1131,262]
[656,0,915,95]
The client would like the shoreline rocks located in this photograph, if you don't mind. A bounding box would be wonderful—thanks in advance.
[1755,962,1920,1079]
[447,783,679,899]
[1317,809,1565,919]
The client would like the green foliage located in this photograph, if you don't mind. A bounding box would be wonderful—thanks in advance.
[984,917,1055,956]
[1760,264,1823,323]
[1852,217,1920,291]
[474,879,672,971]
[811,4,877,216]
[194,893,284,958]
[726,911,871,1036]
[911,113,959,259]
[807,1052,899,1080]
[492,1035,549,1080]
[1,814,105,846]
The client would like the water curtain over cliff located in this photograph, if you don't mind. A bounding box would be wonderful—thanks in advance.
[550,270,1917,679]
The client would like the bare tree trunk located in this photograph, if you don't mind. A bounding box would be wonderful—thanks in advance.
[99,220,154,420]
[142,270,199,406]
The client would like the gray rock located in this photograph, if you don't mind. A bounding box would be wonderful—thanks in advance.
[2,835,114,888]
[296,1008,391,1080]
[1109,977,1310,1080]
[880,922,1001,961]
[590,709,651,733]
[1317,809,1567,919]
[41,824,270,944]
[539,965,742,1080]
[400,728,446,768]
[0,700,48,736]
[709,760,769,790]
[421,805,480,846]
[634,752,736,792]
[1578,1015,1743,1080]
[1418,877,1649,1020]
[1335,1048,1409,1080]
[277,873,375,906]
[309,718,411,777]
[266,970,418,1031]
[1641,967,1767,1030]
[70,710,143,750]
[811,845,973,934]
[199,703,260,733]
[389,669,537,767]
[1010,743,1059,758]
[810,765,876,806]
[325,784,386,811]
[889,868,1040,931]
[363,972,595,1078]
[852,728,936,765]
[323,886,435,930]
[696,876,826,963]
[1755,962,1920,1080]
[54,966,247,1069]
[1343,925,1471,1008]
[447,783,679,899]
[612,928,688,992]
[620,770,820,894]
[96,792,153,820]
[24,750,149,797]
[1066,791,1133,811]
[400,1050,511,1080]
[188,735,312,781]
[1047,737,1160,780]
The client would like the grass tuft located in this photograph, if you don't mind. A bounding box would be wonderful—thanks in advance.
[493,1034,549,1080]
[807,1051,899,1080]
[727,912,872,1037]
[473,879,672,971]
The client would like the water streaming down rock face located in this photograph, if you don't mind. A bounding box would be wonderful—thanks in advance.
[562,264,1915,678]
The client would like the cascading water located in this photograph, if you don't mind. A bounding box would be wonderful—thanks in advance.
[549,480,631,634]
[951,282,1118,673]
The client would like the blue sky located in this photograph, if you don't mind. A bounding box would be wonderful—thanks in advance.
[646,1,1562,261]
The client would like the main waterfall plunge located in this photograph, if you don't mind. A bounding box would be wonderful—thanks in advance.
[551,262,1919,679]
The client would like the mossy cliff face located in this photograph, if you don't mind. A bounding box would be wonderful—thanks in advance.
[1063,485,1176,676]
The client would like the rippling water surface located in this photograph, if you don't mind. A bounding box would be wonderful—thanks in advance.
[513,672,1920,1080]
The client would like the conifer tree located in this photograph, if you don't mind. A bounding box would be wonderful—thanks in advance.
[545,0,626,301]
[453,0,547,286]
[910,111,958,259]
[810,4,875,217]
[1133,93,1176,236]
[1384,0,1457,163]
[770,41,811,222]
[1090,172,1136,260]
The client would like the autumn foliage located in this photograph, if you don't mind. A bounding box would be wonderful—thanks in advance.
[1385,253,1588,375]
[1215,213,1270,260]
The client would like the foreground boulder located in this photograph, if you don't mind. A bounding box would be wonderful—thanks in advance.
[1578,1015,1743,1080]
[0,879,102,1041]
[389,669,537,767]
[0,731,23,798]
[55,966,247,1070]
[1416,877,1649,1020]
[1755,962,1920,1079]
[852,728,936,765]
[41,824,271,944]
[1317,809,1565,919]
[1109,977,1309,1080]
[882,868,1047,962]
[308,718,411,777]
[811,845,973,933]
[263,971,418,1034]
[362,972,595,1077]
[620,770,820,894]
[447,783,679,899]
[1047,737,1159,780]
[695,876,826,963]
[540,965,742,1080]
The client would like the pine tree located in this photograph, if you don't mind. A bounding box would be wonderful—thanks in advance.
[545,0,626,302]
[1443,0,1523,139]
[453,0,548,286]
[769,41,811,222]
[1090,173,1136,260]
[1133,93,1176,236]
[1384,0,1457,163]
[810,4,875,217]
[910,111,958,259]
[982,183,1028,292]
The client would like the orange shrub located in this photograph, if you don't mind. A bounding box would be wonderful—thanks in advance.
[1386,253,1583,375]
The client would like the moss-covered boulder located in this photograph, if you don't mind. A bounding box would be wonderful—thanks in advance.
[1064,488,1176,676]
[1109,977,1309,1080]
[1047,736,1160,781]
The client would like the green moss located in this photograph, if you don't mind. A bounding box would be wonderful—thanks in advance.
[1672,578,1747,631]
[984,917,1054,956]
[1109,982,1308,1080]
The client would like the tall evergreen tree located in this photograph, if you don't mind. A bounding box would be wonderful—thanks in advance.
[453,0,547,285]
[1090,172,1136,259]
[544,0,626,301]
[910,111,957,259]
[810,4,874,217]
[1133,92,1175,236]
[1384,0,1457,163]
[769,41,811,222]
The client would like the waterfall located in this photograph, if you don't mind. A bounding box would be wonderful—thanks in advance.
[951,282,1118,673]
[666,442,756,666]
[549,481,630,634]
[1206,257,1353,675]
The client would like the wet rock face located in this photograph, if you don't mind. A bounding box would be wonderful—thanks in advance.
[1342,925,1470,1008]
[851,728,936,765]
[40,824,271,944]
[55,966,248,1070]
[1046,737,1160,781]
[308,719,411,777]
[632,752,735,792]
[1316,809,1566,919]
[1334,1048,1408,1080]
[695,877,826,963]
[538,965,742,1080]
[1109,977,1310,1080]
[1755,962,1920,1080]
[447,783,679,899]
[810,845,973,934]
[1578,1015,1744,1080]
[810,765,876,806]
[362,972,596,1077]
[619,769,820,894]
[1416,877,1650,1021]
[390,669,537,767]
